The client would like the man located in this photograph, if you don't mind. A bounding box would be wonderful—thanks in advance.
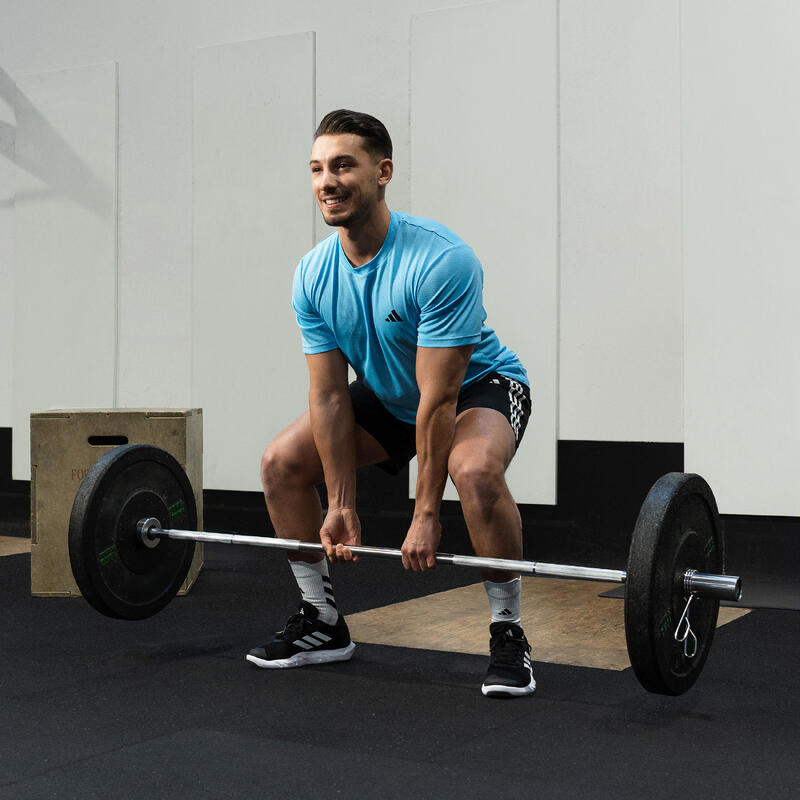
[246,110,534,697]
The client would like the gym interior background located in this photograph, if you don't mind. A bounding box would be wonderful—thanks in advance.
[1,0,798,589]
[0,1,798,798]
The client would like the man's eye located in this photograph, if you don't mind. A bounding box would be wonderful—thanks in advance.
[337,162,349,170]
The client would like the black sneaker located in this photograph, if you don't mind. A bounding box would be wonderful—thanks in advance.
[481,622,536,697]
[246,602,356,669]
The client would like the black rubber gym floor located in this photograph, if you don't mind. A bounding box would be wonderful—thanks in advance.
[1,533,798,799]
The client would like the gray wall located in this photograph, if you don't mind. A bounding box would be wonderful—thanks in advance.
[682,0,800,516]
[1,0,798,516]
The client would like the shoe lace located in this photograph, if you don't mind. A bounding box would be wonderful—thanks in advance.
[277,607,309,640]
[489,627,530,668]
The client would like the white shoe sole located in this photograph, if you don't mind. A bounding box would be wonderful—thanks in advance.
[481,671,536,697]
[246,641,356,669]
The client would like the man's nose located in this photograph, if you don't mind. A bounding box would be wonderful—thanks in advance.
[318,168,337,191]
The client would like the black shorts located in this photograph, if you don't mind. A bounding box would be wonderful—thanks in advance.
[349,372,532,475]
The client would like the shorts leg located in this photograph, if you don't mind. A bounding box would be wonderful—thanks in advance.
[456,373,532,450]
[348,381,417,475]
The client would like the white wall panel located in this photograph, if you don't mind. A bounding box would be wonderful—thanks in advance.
[410,0,558,504]
[6,0,792,506]
[12,62,118,479]
[193,33,315,490]
[682,1,800,516]
[559,0,682,443]
[0,68,15,427]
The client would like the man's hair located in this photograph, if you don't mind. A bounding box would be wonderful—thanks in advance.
[314,109,392,160]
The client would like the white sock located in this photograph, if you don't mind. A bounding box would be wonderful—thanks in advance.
[484,577,522,624]
[290,559,338,624]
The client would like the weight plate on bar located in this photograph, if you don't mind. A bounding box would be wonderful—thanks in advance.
[69,444,197,620]
[624,473,723,695]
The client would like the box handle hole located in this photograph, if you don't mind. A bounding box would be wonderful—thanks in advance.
[88,436,129,447]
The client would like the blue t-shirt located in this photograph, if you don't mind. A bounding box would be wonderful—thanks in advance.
[292,210,528,424]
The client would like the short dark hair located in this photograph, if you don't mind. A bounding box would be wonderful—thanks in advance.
[314,109,392,160]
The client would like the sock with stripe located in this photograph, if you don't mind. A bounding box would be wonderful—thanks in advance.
[289,558,338,624]
[484,577,522,624]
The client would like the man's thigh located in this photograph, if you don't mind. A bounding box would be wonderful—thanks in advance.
[449,406,518,478]
[269,410,392,485]
[450,372,532,475]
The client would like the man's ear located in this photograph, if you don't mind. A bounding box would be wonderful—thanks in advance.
[377,158,393,187]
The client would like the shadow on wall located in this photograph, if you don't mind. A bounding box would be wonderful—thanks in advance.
[0,63,112,217]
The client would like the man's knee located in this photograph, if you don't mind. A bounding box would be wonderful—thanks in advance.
[261,432,320,497]
[449,455,507,517]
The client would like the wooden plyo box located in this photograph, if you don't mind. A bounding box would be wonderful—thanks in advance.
[30,408,204,598]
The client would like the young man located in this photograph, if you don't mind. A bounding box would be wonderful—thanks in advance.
[246,110,534,697]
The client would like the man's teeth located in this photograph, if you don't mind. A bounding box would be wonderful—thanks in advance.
[324,197,345,205]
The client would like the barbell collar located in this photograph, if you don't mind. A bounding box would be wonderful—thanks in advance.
[684,568,742,602]
[138,520,742,602]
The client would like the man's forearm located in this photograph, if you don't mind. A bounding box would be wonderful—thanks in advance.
[309,389,357,509]
[414,399,457,517]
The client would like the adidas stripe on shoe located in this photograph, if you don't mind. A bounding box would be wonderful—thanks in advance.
[246,601,355,669]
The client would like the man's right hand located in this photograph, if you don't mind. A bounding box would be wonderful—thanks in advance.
[320,507,362,562]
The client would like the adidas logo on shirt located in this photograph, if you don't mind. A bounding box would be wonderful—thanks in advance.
[385,309,403,322]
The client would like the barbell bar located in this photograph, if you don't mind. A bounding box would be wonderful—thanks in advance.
[68,443,743,697]
[136,517,741,602]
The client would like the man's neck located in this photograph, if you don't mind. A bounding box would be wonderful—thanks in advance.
[338,204,391,267]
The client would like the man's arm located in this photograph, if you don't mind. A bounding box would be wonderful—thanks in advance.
[401,344,473,571]
[306,349,361,560]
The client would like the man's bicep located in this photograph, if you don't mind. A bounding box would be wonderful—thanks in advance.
[416,345,474,403]
[305,349,350,395]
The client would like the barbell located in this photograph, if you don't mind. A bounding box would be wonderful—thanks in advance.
[68,443,743,696]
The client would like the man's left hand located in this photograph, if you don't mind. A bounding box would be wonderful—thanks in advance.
[401,514,442,571]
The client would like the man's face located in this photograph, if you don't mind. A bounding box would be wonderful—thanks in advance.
[309,133,390,228]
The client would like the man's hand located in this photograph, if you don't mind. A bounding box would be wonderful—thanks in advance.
[320,507,362,562]
[401,514,442,571]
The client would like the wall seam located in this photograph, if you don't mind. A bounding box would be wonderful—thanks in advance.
[113,62,121,409]
[677,0,685,450]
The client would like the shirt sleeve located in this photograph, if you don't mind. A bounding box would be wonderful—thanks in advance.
[415,245,485,348]
[292,262,339,354]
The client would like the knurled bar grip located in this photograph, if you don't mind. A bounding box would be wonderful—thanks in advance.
[138,520,742,602]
